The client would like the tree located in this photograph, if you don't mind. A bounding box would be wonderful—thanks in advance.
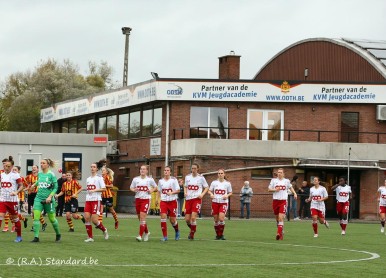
[0,59,116,132]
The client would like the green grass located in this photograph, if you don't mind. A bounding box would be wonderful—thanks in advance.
[0,217,384,277]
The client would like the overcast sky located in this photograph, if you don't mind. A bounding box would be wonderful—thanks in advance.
[1,0,385,86]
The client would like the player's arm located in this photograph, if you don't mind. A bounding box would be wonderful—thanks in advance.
[73,182,83,197]
[223,191,233,200]
[12,180,24,196]
[331,184,339,191]
[200,186,209,199]
[289,187,298,199]
[267,179,278,192]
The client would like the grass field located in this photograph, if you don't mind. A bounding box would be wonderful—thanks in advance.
[0,216,384,277]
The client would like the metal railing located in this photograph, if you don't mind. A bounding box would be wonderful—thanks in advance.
[172,127,386,144]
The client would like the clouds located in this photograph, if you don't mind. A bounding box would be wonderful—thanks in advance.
[1,0,385,85]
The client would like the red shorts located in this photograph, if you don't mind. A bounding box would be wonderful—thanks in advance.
[0,202,18,215]
[336,201,350,215]
[211,202,228,215]
[160,200,177,217]
[185,198,202,215]
[379,206,386,214]
[135,198,150,214]
[84,201,101,215]
[311,208,325,218]
[272,199,287,215]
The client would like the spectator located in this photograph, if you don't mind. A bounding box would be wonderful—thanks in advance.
[56,173,66,217]
[298,181,310,219]
[287,176,300,220]
[177,179,185,217]
[239,181,253,219]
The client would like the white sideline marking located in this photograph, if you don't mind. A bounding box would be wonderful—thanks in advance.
[0,240,378,267]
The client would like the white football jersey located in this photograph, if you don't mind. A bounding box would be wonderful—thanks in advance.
[86,175,106,201]
[158,177,179,202]
[184,174,208,200]
[334,185,351,202]
[130,176,157,199]
[378,186,386,206]
[209,179,232,204]
[268,178,292,200]
[309,186,328,211]
[0,171,22,202]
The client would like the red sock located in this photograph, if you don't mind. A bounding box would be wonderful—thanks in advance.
[139,221,146,236]
[96,221,106,232]
[312,222,318,234]
[190,222,197,234]
[173,222,179,232]
[15,220,22,237]
[144,224,149,234]
[277,221,283,235]
[219,222,225,236]
[161,219,167,237]
[0,220,2,227]
[214,222,220,236]
[86,224,93,238]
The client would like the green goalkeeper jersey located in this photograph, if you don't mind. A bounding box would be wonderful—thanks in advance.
[35,171,58,201]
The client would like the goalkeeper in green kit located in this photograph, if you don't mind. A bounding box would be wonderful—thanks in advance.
[30,158,61,243]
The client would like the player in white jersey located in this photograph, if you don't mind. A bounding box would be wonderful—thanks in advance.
[0,157,25,242]
[306,176,329,238]
[268,168,297,240]
[184,163,208,240]
[331,176,352,235]
[84,162,108,242]
[130,165,157,242]
[208,169,232,240]
[156,166,180,241]
[377,180,386,234]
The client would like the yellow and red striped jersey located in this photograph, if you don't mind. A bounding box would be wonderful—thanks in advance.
[25,174,38,193]
[17,177,28,201]
[102,175,114,198]
[61,179,82,203]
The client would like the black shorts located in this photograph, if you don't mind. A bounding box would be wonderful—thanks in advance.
[101,197,113,206]
[64,198,79,213]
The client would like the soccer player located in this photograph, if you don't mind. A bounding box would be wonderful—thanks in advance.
[0,156,25,242]
[306,176,329,238]
[130,165,157,242]
[331,176,351,235]
[184,163,209,240]
[156,166,180,241]
[377,179,386,234]
[25,165,47,232]
[208,169,232,240]
[84,162,109,242]
[30,158,61,243]
[55,170,85,232]
[268,168,297,240]
[100,167,119,229]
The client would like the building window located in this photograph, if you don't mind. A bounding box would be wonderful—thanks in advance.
[129,110,141,138]
[177,166,183,178]
[153,107,162,135]
[142,109,153,137]
[156,167,162,179]
[247,110,284,141]
[86,119,94,134]
[98,116,107,134]
[251,169,272,179]
[341,112,359,143]
[118,113,129,139]
[69,120,77,133]
[78,119,87,134]
[107,115,117,140]
[61,122,69,133]
[62,153,82,180]
[190,107,228,139]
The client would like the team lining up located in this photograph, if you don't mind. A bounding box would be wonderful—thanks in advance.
[1,158,386,243]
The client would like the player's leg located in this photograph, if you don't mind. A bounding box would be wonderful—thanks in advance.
[91,202,107,240]
[45,202,61,241]
[84,207,94,241]
[311,209,318,237]
[380,211,385,233]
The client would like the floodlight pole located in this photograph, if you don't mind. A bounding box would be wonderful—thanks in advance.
[122,27,132,87]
